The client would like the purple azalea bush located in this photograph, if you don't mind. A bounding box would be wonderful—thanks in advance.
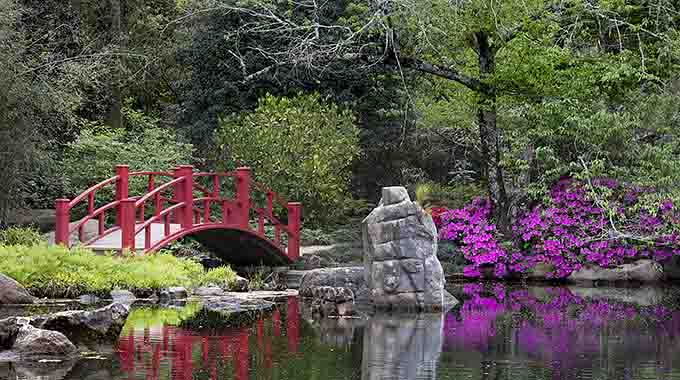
[439,177,680,278]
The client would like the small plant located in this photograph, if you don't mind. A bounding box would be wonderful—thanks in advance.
[247,268,267,291]
[0,226,43,246]
[199,266,237,288]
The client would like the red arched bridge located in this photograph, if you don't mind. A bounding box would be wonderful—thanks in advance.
[54,165,301,265]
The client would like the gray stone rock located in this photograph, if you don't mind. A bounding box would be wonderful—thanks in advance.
[0,317,19,349]
[201,296,274,314]
[336,302,354,316]
[379,187,410,206]
[297,254,329,270]
[30,303,130,343]
[362,187,457,311]
[299,267,368,302]
[308,286,356,317]
[110,289,136,303]
[0,273,35,305]
[663,256,680,280]
[231,276,249,292]
[193,286,225,297]
[568,260,664,283]
[12,324,77,359]
[159,287,188,302]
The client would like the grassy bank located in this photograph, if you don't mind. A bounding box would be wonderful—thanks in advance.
[0,244,237,299]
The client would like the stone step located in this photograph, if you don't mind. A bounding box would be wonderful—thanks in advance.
[284,270,309,289]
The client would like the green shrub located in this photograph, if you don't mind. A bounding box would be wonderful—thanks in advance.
[198,266,237,288]
[63,124,193,200]
[0,245,235,298]
[0,226,42,246]
[415,182,484,209]
[214,93,360,224]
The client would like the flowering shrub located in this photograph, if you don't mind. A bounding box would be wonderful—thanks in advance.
[439,177,680,278]
[429,206,448,229]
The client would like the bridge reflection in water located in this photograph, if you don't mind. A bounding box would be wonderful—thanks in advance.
[116,297,300,380]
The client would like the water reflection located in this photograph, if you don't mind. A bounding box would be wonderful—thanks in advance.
[362,313,443,380]
[442,284,680,380]
[116,297,300,380]
[4,286,680,380]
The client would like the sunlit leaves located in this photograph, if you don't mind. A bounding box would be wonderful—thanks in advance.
[215,93,360,224]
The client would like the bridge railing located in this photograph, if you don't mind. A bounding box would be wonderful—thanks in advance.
[55,164,301,260]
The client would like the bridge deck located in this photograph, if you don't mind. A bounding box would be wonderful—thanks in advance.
[87,223,181,252]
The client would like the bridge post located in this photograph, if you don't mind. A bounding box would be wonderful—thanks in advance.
[179,165,194,228]
[286,202,302,260]
[235,167,251,229]
[55,199,70,247]
[120,198,136,251]
[115,165,129,227]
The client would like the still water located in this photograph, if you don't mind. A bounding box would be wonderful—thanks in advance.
[4,284,680,380]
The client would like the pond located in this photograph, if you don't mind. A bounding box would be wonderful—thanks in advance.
[3,284,680,380]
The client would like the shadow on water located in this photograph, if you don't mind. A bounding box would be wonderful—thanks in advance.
[2,284,680,380]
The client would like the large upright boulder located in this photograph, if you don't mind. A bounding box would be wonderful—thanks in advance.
[362,187,457,311]
[0,273,35,305]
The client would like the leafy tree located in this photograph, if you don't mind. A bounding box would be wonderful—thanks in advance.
[186,0,680,231]
[214,93,360,223]
[175,1,413,198]
[63,112,193,199]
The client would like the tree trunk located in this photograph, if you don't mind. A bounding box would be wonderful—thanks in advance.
[109,0,123,129]
[475,32,509,231]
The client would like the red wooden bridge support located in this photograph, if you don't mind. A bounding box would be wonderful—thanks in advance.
[120,199,137,251]
[286,202,302,260]
[115,165,129,227]
[54,198,70,246]
[173,165,194,228]
[235,167,251,229]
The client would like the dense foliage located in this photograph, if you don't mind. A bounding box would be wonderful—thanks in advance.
[215,93,360,223]
[1,0,679,248]
[0,244,237,298]
[63,125,193,198]
[0,226,43,246]
[439,178,680,278]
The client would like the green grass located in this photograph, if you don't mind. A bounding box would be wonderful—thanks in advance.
[0,244,237,299]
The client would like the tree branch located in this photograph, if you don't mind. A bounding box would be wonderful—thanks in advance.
[396,56,482,92]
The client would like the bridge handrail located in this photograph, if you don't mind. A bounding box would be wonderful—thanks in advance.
[129,171,172,177]
[134,202,185,236]
[252,181,289,210]
[194,171,236,178]
[67,175,120,209]
[134,177,184,207]
[69,200,121,235]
